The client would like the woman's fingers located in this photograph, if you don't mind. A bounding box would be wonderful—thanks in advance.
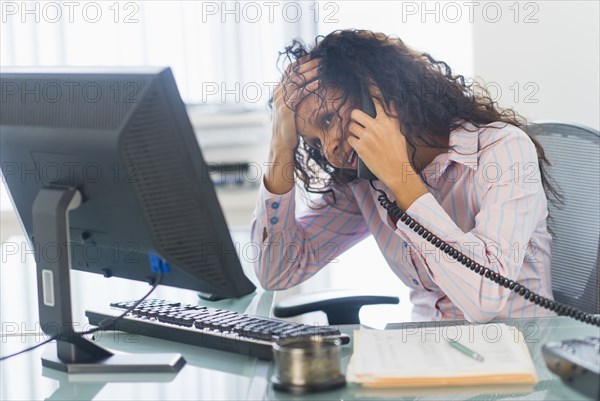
[350,109,373,129]
[296,58,320,74]
[282,58,319,88]
[274,57,320,110]
[283,75,319,109]
[275,79,317,111]
[288,80,318,106]
[273,79,318,114]
[348,120,367,138]
[368,85,398,117]
[284,56,318,76]
[283,67,318,91]
[273,79,313,110]
[372,95,387,117]
[269,58,318,155]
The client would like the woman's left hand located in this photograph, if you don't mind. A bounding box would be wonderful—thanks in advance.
[347,92,428,209]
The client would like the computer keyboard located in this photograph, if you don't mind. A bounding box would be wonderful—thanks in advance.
[542,336,600,399]
[85,299,350,360]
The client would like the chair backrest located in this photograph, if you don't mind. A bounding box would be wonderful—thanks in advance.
[527,122,600,313]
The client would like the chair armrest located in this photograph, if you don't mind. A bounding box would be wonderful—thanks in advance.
[273,290,400,325]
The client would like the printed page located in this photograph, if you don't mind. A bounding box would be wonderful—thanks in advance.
[352,323,536,379]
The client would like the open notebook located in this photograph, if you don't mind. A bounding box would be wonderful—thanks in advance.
[347,323,538,388]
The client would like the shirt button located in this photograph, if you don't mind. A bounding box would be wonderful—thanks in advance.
[271,202,280,209]
[270,217,279,224]
[412,278,419,286]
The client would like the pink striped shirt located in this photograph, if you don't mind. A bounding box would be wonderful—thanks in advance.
[250,122,555,323]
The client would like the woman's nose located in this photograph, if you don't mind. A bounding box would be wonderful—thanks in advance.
[322,141,343,166]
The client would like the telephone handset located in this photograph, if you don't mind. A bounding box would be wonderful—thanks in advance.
[357,85,379,180]
[356,85,599,328]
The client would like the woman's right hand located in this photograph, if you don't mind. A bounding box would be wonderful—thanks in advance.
[271,57,320,153]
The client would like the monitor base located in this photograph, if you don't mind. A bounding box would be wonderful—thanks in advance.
[41,348,186,374]
[32,187,185,375]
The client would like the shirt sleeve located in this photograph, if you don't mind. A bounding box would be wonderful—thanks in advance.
[395,129,548,323]
[250,179,370,290]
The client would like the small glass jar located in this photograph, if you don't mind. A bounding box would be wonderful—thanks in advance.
[271,335,346,394]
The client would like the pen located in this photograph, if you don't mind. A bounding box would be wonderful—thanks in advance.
[446,339,485,362]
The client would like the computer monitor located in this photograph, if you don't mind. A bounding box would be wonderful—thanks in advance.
[0,67,256,373]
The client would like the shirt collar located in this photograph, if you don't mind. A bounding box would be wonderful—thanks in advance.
[422,122,480,179]
[446,122,480,171]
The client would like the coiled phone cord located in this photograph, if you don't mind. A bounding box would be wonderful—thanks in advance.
[369,181,600,327]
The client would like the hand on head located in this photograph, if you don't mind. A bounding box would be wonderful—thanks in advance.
[271,56,320,153]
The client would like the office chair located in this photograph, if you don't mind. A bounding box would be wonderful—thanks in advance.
[273,289,399,325]
[274,122,600,324]
[527,122,600,314]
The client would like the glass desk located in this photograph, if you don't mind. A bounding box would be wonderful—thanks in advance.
[1,229,598,400]
[274,317,599,401]
[2,310,598,399]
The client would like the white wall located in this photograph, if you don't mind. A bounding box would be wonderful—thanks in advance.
[316,1,474,77]
[313,1,600,131]
[472,1,599,130]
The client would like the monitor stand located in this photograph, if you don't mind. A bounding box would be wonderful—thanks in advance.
[33,187,186,373]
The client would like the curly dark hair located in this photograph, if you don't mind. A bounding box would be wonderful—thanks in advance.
[270,29,561,209]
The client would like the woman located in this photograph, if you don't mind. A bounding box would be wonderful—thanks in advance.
[250,29,558,323]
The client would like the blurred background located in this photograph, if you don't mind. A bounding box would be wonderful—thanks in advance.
[1,0,599,337]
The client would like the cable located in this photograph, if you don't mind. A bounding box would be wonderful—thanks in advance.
[369,180,600,327]
[0,335,58,362]
[79,272,163,336]
[0,273,163,362]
